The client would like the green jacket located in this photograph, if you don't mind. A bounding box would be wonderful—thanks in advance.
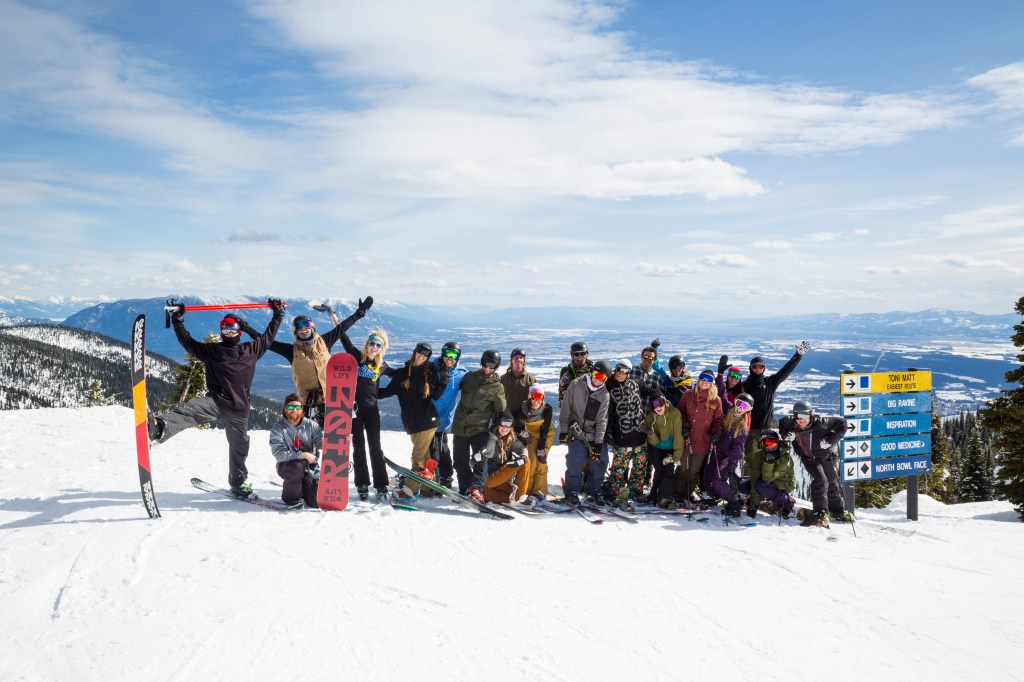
[452,370,506,437]
[760,448,797,493]
[500,368,536,413]
[644,404,685,463]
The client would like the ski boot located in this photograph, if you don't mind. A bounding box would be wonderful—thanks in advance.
[230,481,254,499]
[723,496,743,517]
[375,487,389,502]
[357,485,370,502]
[831,509,855,523]
[466,487,485,503]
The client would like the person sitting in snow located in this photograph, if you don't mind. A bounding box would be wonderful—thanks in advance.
[747,429,797,518]
[269,393,322,508]
[511,384,555,501]
[479,410,531,504]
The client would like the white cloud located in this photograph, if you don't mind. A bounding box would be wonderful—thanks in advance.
[808,231,841,242]
[750,240,792,249]
[968,61,1024,145]
[700,253,756,267]
[636,262,705,276]
[937,204,1024,238]
[914,254,1023,277]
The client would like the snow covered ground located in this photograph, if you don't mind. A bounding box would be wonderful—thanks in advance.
[1,406,1022,681]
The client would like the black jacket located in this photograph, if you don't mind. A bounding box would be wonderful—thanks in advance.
[378,360,448,433]
[742,351,803,429]
[173,310,282,416]
[778,414,848,462]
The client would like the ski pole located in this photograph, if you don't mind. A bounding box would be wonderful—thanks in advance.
[164,299,290,327]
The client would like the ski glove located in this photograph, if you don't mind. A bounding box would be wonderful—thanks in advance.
[782,431,796,443]
[507,455,526,468]
[268,298,284,311]
[796,340,811,355]
[638,423,654,435]
[171,303,186,321]
[586,444,602,461]
[662,456,673,466]
[233,315,256,336]
[536,449,547,464]
[710,433,720,445]
[312,304,333,314]
[517,430,533,445]
[650,338,661,349]
[717,355,729,374]
[682,427,691,439]
[355,296,374,318]
[559,433,569,445]
[568,422,583,441]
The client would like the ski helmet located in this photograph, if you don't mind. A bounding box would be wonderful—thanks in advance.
[292,315,313,332]
[668,355,685,371]
[414,342,433,359]
[614,359,632,374]
[792,400,813,417]
[593,360,614,378]
[570,341,588,356]
[734,393,754,413]
[480,349,501,369]
[760,429,782,461]
[441,341,462,361]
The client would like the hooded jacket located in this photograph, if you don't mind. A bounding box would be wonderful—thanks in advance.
[742,351,803,429]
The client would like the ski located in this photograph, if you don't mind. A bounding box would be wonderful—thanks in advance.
[383,456,514,520]
[191,477,294,511]
[130,315,161,519]
[317,352,357,511]
[570,506,604,524]
[583,503,640,524]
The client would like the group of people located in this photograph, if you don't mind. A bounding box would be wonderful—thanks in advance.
[146,297,854,526]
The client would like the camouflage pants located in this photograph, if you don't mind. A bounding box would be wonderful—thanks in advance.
[605,445,648,501]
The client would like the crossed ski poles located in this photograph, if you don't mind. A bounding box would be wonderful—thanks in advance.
[163,298,291,328]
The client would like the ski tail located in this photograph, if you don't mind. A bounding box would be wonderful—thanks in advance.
[131,315,160,518]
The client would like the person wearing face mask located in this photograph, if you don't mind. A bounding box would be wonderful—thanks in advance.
[240,297,374,426]
[269,393,323,508]
[147,299,284,499]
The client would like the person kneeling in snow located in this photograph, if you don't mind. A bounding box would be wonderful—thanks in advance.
[477,411,532,504]
[748,429,797,518]
[269,394,322,509]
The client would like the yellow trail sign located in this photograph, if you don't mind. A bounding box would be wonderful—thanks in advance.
[840,370,932,395]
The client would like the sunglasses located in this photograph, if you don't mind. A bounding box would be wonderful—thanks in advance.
[367,341,383,349]
[286,404,303,411]
[734,399,752,412]
[794,412,811,420]
[443,349,460,360]
[592,370,608,383]
[294,319,313,330]
[651,399,666,409]
[641,355,656,361]
[572,351,588,357]
[762,438,779,449]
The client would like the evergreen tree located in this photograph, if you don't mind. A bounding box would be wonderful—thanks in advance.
[162,334,215,410]
[959,429,994,502]
[921,406,955,503]
[979,295,1024,519]
[83,378,113,406]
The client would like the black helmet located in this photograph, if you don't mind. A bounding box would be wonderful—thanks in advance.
[668,355,685,370]
[792,400,813,416]
[441,341,462,359]
[735,393,754,410]
[292,315,313,332]
[480,349,501,369]
[570,341,588,356]
[414,342,432,359]
[760,429,783,461]
[593,360,614,377]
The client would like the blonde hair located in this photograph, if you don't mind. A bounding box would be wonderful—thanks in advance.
[723,408,750,437]
[701,382,721,410]
[361,329,389,365]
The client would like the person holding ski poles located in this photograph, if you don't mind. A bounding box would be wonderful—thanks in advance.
[778,400,852,527]
[239,297,373,426]
[269,393,323,508]
[148,298,284,498]
[704,393,754,517]
[559,360,612,507]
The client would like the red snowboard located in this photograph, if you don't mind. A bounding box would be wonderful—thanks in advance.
[316,352,357,511]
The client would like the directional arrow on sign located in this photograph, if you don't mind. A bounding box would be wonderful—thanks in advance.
[846,401,856,412]
[846,378,856,390]
[846,422,856,433]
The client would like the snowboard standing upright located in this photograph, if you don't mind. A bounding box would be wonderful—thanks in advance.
[131,314,161,518]
[317,352,357,511]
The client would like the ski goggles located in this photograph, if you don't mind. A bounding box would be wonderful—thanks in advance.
[698,372,715,384]
[529,389,545,401]
[734,398,752,412]
[651,398,666,410]
[761,437,780,449]
[483,361,499,370]
[614,363,630,374]
[285,404,303,411]
[591,370,608,383]
[572,351,588,357]
[726,368,742,379]
[442,348,460,360]
[794,413,812,421]
[293,318,313,330]
[499,417,514,428]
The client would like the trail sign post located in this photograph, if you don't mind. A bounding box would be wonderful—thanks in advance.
[841,369,933,521]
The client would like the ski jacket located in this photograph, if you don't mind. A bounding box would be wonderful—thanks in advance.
[760,448,797,493]
[265,311,361,404]
[713,424,749,473]
[378,360,449,434]
[500,368,536,412]
[558,359,594,403]
[644,403,685,463]
[513,400,555,453]
[778,414,848,462]
[337,331,393,414]
[741,351,803,429]
[606,376,647,447]
[559,376,609,445]
[628,365,670,413]
[479,428,527,470]
[677,387,724,457]
[172,310,282,416]
[265,311,360,362]
[269,416,324,464]
[451,370,506,437]
[432,358,467,432]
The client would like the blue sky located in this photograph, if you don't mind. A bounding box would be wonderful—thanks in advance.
[0,0,1022,315]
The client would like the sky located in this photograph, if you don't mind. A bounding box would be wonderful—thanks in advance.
[0,0,1022,315]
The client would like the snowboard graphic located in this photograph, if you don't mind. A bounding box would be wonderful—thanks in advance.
[131,314,161,518]
[316,352,357,511]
